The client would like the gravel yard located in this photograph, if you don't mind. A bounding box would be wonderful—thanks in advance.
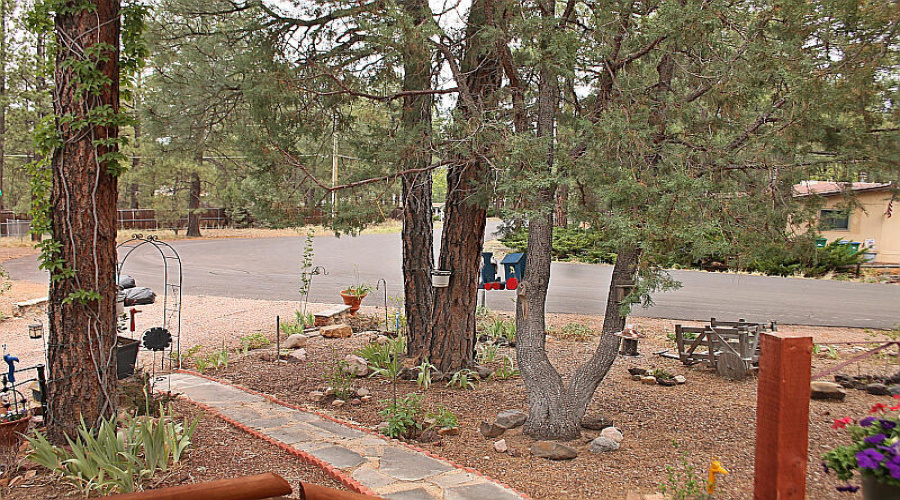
[1,278,896,499]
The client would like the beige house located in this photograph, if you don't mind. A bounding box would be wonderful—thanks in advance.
[793,181,898,264]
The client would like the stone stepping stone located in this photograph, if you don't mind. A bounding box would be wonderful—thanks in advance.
[384,488,439,500]
[308,446,365,469]
[379,448,454,481]
[446,483,523,500]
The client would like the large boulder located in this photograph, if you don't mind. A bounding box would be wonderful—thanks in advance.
[496,410,528,430]
[531,441,578,460]
[811,381,846,401]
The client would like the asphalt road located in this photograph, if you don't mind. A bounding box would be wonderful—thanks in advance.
[5,224,900,329]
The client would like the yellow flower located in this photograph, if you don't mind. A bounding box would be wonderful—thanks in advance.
[707,460,729,495]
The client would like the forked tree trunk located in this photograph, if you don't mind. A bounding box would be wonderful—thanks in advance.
[187,170,201,237]
[399,0,434,355]
[47,0,120,442]
[423,0,500,373]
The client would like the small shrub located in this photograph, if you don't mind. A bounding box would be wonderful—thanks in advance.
[477,344,499,364]
[281,310,314,335]
[426,406,458,429]
[379,394,423,439]
[415,359,436,390]
[658,448,715,500]
[552,322,595,342]
[491,356,520,380]
[240,332,271,354]
[447,369,478,390]
[500,227,617,264]
[650,368,674,381]
[26,408,197,496]
[325,354,354,400]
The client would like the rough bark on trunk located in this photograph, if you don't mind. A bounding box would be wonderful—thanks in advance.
[47,0,120,442]
[399,0,434,356]
[425,0,500,373]
[0,0,6,211]
[187,169,201,237]
[554,185,567,228]
[516,13,584,438]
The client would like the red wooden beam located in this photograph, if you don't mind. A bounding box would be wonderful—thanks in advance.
[753,332,813,499]
[108,473,292,500]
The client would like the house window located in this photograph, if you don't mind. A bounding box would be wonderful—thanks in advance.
[820,209,850,230]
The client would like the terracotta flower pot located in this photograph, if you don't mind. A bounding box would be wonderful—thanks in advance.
[340,291,367,315]
[0,412,30,447]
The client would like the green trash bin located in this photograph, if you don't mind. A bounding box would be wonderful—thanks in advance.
[816,237,827,248]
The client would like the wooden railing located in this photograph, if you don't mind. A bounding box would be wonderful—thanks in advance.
[107,473,381,500]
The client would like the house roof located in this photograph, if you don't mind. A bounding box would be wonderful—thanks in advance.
[792,181,893,197]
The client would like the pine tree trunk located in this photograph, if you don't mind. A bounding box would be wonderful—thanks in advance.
[47,0,120,442]
[187,170,201,237]
[554,185,567,228]
[0,0,7,211]
[400,0,434,355]
[515,15,584,438]
[425,0,500,373]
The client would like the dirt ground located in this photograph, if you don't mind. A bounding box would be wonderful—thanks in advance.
[203,312,897,500]
[0,399,346,498]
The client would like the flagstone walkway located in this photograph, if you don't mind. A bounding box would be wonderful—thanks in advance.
[161,372,527,500]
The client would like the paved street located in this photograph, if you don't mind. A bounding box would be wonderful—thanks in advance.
[5,224,900,329]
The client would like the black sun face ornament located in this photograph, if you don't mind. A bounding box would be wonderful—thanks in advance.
[142,327,173,352]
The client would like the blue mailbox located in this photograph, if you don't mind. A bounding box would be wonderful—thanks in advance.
[500,253,526,290]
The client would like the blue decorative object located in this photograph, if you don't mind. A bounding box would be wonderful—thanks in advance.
[3,354,19,384]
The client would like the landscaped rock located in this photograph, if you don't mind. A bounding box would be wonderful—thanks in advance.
[309,391,325,402]
[531,441,578,460]
[589,436,620,453]
[600,426,624,443]
[321,324,353,339]
[581,416,614,431]
[398,367,418,381]
[641,376,657,385]
[891,386,900,397]
[865,383,891,396]
[376,335,391,345]
[657,378,677,387]
[811,381,847,401]
[350,398,362,406]
[283,334,308,349]
[631,374,643,381]
[834,374,860,389]
[289,349,307,362]
[674,375,687,384]
[360,395,372,403]
[496,410,528,429]
[418,428,440,443]
[627,367,648,376]
[474,365,493,380]
[355,387,371,397]
[376,422,390,434]
[332,399,346,407]
[438,427,460,436]
[494,439,508,453]
[479,422,506,438]
[343,355,370,377]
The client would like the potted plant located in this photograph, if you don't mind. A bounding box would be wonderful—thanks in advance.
[824,399,900,498]
[341,283,371,315]
[0,408,30,446]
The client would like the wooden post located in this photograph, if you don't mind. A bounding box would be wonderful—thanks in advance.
[753,332,812,499]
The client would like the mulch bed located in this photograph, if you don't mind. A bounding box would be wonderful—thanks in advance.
[212,313,897,500]
[0,400,346,499]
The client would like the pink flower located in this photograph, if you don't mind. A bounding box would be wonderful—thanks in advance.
[871,404,888,413]
[832,417,852,429]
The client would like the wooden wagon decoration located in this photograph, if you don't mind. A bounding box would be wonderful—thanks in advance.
[673,318,777,379]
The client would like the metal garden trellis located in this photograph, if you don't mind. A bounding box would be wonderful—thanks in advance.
[116,234,184,369]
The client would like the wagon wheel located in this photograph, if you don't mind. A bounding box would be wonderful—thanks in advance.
[717,351,749,380]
